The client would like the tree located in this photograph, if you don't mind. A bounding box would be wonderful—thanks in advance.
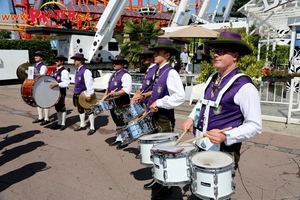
[117,18,163,69]
[0,31,12,39]
[230,0,249,17]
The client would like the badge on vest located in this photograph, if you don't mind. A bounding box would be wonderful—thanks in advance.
[78,77,81,81]
[57,76,61,81]
[146,80,150,85]
[114,81,118,86]
[157,86,162,93]
[213,105,222,115]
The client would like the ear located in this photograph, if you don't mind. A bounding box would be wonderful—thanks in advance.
[233,52,239,61]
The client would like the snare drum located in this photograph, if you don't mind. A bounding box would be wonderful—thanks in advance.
[190,151,235,200]
[117,117,155,145]
[92,100,115,116]
[138,133,179,166]
[21,76,60,108]
[117,103,145,123]
[152,141,196,186]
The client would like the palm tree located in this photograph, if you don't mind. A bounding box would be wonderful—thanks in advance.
[118,17,163,69]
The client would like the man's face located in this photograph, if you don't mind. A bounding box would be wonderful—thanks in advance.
[113,62,124,71]
[141,55,153,66]
[34,55,42,62]
[74,59,82,67]
[153,50,169,65]
[55,60,62,67]
[212,48,238,71]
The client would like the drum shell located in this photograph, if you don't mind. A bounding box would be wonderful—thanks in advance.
[152,141,196,186]
[190,151,235,200]
[21,78,38,107]
[92,100,115,116]
[117,117,155,145]
[138,133,179,166]
[116,103,145,124]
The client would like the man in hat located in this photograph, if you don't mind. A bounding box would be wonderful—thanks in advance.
[131,46,158,106]
[49,55,70,131]
[182,31,262,196]
[142,38,185,199]
[31,50,51,125]
[71,53,96,136]
[106,55,132,149]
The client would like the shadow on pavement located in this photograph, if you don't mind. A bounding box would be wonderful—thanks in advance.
[0,141,46,167]
[123,147,139,156]
[0,161,49,192]
[0,130,41,151]
[130,167,152,181]
[0,125,21,135]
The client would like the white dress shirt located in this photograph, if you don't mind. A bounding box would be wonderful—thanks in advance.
[156,63,185,109]
[36,61,48,75]
[78,65,94,96]
[188,82,262,146]
[57,66,70,88]
[121,73,132,95]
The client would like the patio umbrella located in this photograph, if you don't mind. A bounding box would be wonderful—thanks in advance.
[160,25,219,73]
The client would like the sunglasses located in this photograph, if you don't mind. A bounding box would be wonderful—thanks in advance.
[212,50,232,56]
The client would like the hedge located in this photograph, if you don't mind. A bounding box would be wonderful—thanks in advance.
[0,39,56,66]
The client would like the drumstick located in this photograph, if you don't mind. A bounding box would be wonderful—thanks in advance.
[133,111,151,122]
[131,90,144,104]
[179,127,232,144]
[174,130,188,146]
[101,88,117,102]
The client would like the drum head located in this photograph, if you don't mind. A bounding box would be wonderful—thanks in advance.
[191,151,233,169]
[139,133,179,141]
[33,76,60,108]
[153,141,195,153]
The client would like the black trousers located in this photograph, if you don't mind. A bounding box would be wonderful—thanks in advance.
[55,88,66,112]
[73,94,92,115]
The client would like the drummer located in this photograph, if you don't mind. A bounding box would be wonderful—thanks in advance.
[30,50,50,125]
[142,38,185,199]
[131,46,158,107]
[71,53,96,136]
[106,55,132,150]
[182,32,262,180]
[49,55,70,131]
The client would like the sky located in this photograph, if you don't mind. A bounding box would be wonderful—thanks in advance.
[0,0,228,22]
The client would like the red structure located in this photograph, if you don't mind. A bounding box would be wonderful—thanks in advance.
[11,0,201,39]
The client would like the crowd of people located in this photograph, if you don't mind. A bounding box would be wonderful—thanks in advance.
[27,32,262,200]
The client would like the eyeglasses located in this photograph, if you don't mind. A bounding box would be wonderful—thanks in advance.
[212,50,232,56]
[113,62,123,65]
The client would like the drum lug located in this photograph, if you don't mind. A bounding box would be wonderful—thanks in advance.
[163,159,167,168]
[187,167,191,178]
[150,154,153,162]
[232,180,236,192]
[192,181,197,192]
[137,144,140,151]
[192,168,196,179]
[214,172,218,185]
[214,186,218,199]
[163,170,168,181]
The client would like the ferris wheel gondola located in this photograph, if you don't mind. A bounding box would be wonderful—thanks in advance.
[138,6,158,16]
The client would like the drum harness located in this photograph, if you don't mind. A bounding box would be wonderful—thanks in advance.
[195,73,247,151]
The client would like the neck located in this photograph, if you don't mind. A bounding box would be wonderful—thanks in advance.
[219,64,236,78]
[158,60,168,67]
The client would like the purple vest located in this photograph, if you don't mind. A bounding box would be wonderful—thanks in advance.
[108,69,130,106]
[195,69,252,153]
[141,64,159,104]
[74,66,87,95]
[107,69,128,93]
[147,64,174,119]
[34,62,45,72]
[51,66,65,83]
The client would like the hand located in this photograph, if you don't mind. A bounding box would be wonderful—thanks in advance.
[182,118,193,132]
[25,70,28,74]
[149,101,158,112]
[49,82,58,89]
[204,129,227,144]
[132,93,143,103]
[85,96,91,102]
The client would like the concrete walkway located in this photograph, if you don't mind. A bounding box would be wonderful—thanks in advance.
[0,83,299,200]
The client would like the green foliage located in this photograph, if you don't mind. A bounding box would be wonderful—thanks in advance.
[118,18,163,68]
[0,39,56,65]
[0,31,11,39]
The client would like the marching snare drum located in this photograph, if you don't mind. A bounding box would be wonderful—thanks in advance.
[151,141,196,186]
[21,76,60,108]
[117,103,145,124]
[190,151,235,200]
[117,117,155,145]
[138,133,179,166]
[92,100,115,116]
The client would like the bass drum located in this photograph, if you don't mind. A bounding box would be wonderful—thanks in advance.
[21,76,60,108]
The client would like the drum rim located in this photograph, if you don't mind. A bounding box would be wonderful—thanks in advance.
[190,151,234,169]
[138,132,179,141]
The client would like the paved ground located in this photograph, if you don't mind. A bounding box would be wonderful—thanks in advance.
[0,83,300,200]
